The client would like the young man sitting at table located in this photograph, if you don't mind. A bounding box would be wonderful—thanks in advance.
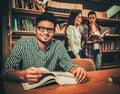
[1,12,87,84]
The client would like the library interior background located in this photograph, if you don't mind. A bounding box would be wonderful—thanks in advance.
[0,0,120,72]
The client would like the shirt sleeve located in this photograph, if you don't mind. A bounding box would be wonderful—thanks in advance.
[55,41,78,72]
[1,39,23,80]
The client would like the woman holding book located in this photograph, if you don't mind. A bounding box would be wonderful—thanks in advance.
[83,10,103,70]
[65,10,84,59]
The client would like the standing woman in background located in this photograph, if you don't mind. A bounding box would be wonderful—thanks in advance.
[84,10,103,70]
[65,10,84,59]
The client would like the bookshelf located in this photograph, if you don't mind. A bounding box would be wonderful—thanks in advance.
[96,18,120,69]
[6,0,120,69]
[0,14,2,71]
[101,34,120,69]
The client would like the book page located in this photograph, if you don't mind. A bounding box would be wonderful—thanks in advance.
[102,30,109,36]
[39,68,77,85]
[52,72,74,77]
[88,34,101,40]
[51,72,77,85]
[56,76,77,85]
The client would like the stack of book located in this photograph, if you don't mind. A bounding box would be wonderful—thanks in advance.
[12,0,45,12]
[46,0,83,14]
[82,9,108,19]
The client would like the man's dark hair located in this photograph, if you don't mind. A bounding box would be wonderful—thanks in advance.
[35,12,58,28]
[88,10,96,17]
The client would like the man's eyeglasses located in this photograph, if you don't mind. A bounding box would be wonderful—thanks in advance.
[37,26,54,33]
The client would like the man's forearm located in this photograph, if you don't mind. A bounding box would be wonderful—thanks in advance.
[7,70,25,82]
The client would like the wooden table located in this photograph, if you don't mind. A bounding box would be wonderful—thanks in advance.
[3,68,120,94]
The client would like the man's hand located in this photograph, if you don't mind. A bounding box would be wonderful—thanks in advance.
[21,67,46,84]
[8,67,46,84]
[70,66,87,84]
[22,67,46,83]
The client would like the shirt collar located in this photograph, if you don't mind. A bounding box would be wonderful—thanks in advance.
[33,37,55,51]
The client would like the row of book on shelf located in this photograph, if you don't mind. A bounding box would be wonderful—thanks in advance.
[11,36,120,52]
[12,0,112,34]
[101,39,120,51]
[12,16,34,31]
[12,0,108,19]
[46,0,83,14]
[101,26,120,34]
[13,0,45,12]
[12,30,120,51]
[12,16,120,35]
[12,16,66,34]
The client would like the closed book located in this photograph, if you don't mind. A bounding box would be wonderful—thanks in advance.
[108,75,120,85]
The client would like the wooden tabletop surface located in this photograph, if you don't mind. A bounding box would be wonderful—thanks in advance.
[3,68,120,94]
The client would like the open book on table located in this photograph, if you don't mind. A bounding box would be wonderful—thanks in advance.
[88,30,109,40]
[22,67,77,90]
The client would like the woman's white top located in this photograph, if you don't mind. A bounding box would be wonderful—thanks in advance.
[66,25,83,55]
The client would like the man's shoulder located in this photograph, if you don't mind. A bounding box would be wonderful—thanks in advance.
[16,37,35,44]
[51,39,64,48]
[51,39,62,44]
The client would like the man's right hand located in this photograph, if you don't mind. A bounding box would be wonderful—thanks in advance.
[19,67,46,84]
[7,67,46,83]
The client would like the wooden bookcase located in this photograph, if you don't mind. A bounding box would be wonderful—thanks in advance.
[0,14,2,71]
[6,0,120,69]
[96,19,120,69]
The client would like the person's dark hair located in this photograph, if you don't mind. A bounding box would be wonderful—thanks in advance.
[88,10,102,35]
[88,10,96,17]
[35,12,57,28]
[66,10,82,28]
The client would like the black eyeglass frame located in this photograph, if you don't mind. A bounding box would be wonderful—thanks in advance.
[36,26,55,33]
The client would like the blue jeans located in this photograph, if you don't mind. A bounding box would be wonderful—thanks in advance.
[78,50,82,57]
[68,50,82,59]
[93,50,102,70]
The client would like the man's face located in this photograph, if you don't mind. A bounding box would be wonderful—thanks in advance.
[34,20,55,44]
